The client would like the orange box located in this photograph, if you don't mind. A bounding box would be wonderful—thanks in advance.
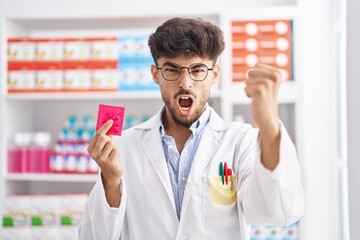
[231,20,293,82]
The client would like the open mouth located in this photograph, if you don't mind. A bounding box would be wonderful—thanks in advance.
[178,96,193,112]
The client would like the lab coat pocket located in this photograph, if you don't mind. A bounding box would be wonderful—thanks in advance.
[202,176,239,229]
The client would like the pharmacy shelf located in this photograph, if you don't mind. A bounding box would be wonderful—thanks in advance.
[5,91,162,101]
[4,173,98,182]
[5,89,222,100]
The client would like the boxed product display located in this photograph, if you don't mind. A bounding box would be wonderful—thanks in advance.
[35,38,64,61]
[90,60,119,91]
[7,61,36,92]
[90,37,119,60]
[7,35,159,93]
[34,61,63,91]
[2,194,88,240]
[63,38,91,60]
[50,115,98,174]
[8,38,36,61]
[232,19,293,82]
[62,61,92,91]
[2,195,31,227]
[251,222,300,240]
[30,195,59,227]
[118,35,159,91]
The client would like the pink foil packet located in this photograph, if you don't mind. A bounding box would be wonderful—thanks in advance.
[96,104,125,136]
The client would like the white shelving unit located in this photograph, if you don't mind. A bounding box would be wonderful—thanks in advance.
[4,173,98,183]
[0,0,344,239]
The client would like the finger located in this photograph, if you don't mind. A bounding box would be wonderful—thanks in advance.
[109,147,120,164]
[98,141,116,164]
[245,77,274,92]
[248,68,279,82]
[88,120,114,149]
[89,134,112,159]
[252,63,282,82]
[244,81,271,99]
[255,63,280,72]
[97,119,114,135]
[245,76,272,84]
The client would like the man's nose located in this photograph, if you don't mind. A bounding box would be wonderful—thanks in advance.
[178,69,193,90]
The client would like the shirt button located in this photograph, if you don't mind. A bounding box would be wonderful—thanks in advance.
[182,176,187,182]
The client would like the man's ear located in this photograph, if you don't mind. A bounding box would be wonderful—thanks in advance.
[151,65,160,84]
[211,64,220,85]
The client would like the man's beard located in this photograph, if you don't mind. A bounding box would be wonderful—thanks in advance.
[162,91,206,128]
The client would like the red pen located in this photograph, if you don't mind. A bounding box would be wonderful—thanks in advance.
[224,162,228,185]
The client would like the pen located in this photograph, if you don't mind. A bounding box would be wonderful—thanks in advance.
[219,162,224,185]
[224,162,228,185]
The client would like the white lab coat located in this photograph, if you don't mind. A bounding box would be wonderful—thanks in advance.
[79,107,304,240]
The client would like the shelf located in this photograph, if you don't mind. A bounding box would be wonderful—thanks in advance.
[4,173,98,182]
[227,81,299,104]
[5,88,222,100]
[5,91,162,100]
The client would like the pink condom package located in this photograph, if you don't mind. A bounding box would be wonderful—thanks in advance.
[96,104,125,136]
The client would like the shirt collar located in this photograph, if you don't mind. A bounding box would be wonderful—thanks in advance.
[159,103,211,137]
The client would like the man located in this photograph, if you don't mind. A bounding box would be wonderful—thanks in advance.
[79,17,304,240]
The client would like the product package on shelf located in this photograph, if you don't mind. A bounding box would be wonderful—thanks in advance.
[35,38,64,61]
[7,61,36,92]
[251,222,300,240]
[8,38,36,61]
[7,37,120,93]
[2,194,88,240]
[62,60,92,91]
[118,35,159,91]
[35,61,64,91]
[7,132,51,173]
[90,60,119,91]
[7,34,161,94]
[231,19,293,82]
[50,115,98,174]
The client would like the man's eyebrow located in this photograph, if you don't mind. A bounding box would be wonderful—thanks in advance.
[162,62,179,68]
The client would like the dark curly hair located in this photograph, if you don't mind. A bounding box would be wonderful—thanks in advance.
[148,17,225,65]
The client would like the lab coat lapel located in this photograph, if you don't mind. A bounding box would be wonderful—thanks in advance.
[181,109,228,217]
[138,112,177,216]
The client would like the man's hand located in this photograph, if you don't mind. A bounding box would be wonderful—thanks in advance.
[245,63,281,133]
[88,119,123,207]
[245,63,282,170]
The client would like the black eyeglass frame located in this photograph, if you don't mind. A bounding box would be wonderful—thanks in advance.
[156,62,215,82]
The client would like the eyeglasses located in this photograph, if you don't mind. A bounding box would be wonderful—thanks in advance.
[156,62,214,82]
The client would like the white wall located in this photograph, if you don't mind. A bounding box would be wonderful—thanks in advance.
[347,0,360,238]
[297,0,340,238]
[3,0,296,17]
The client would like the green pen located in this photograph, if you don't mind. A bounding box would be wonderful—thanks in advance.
[219,162,224,185]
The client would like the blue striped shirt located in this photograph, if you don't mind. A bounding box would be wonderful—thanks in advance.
[159,105,211,219]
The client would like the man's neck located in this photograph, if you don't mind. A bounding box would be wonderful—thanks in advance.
[163,111,192,154]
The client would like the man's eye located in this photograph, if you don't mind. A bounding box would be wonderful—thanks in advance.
[164,67,179,73]
[190,68,206,74]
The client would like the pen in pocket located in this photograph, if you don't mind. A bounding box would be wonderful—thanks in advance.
[219,161,234,190]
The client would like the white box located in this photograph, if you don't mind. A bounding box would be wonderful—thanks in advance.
[3,195,31,227]
[8,39,36,61]
[35,39,64,61]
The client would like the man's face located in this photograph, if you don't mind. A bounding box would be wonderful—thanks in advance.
[151,56,220,128]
